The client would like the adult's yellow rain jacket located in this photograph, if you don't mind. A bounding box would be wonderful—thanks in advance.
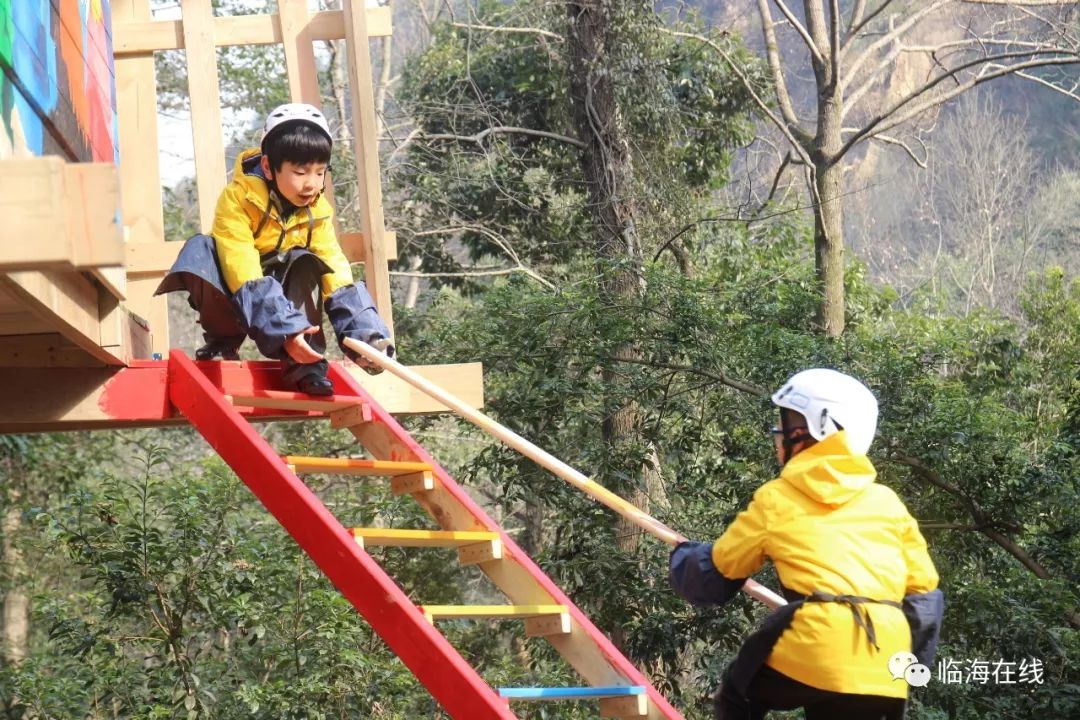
[674,431,938,699]
[211,148,353,298]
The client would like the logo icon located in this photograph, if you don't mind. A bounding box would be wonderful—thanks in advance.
[888,651,930,687]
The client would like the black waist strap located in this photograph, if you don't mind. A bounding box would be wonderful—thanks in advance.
[805,592,903,651]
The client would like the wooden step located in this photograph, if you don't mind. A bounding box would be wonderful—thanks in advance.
[227,390,366,413]
[285,456,431,477]
[498,686,647,717]
[350,528,502,565]
[420,604,568,627]
[285,456,435,496]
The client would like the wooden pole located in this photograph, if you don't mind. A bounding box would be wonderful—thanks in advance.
[342,339,786,609]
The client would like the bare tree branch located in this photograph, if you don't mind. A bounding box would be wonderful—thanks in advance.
[845,0,900,45]
[755,0,808,133]
[1015,68,1080,100]
[846,128,928,167]
[848,0,868,34]
[840,52,1080,158]
[771,0,827,66]
[961,0,1079,5]
[843,0,952,85]
[829,0,842,75]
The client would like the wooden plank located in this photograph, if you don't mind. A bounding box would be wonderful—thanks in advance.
[340,231,397,262]
[0,271,123,365]
[125,241,183,276]
[342,0,393,334]
[181,0,228,233]
[421,605,568,621]
[0,334,103,367]
[113,8,393,55]
[64,163,124,268]
[125,275,170,357]
[390,471,436,495]
[91,266,128,300]
[0,361,483,433]
[523,613,572,637]
[227,391,365,413]
[115,0,168,353]
[0,158,69,268]
[457,538,504,566]
[0,159,122,271]
[328,402,374,429]
[344,362,484,414]
[600,694,649,718]
[285,456,431,476]
[350,528,499,548]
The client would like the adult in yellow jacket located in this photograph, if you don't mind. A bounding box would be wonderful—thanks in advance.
[669,369,943,720]
[156,103,393,394]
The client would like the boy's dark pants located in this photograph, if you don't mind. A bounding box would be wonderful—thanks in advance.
[156,234,330,383]
[715,665,905,720]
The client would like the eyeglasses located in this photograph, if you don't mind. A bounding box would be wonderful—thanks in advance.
[769,427,784,435]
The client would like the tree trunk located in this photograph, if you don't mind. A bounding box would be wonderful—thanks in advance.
[814,158,845,336]
[813,78,845,336]
[566,3,665,650]
[1,486,28,667]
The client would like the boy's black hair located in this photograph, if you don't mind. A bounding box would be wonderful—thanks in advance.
[262,123,332,172]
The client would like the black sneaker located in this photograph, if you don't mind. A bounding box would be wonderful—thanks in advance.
[195,340,242,361]
[281,358,334,396]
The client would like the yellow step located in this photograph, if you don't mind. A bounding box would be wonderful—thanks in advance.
[420,605,569,631]
[285,457,436,495]
[351,528,502,565]
[285,456,431,477]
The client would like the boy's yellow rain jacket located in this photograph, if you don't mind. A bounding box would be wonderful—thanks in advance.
[671,431,939,699]
[211,148,353,299]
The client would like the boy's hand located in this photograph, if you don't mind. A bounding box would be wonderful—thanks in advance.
[355,337,395,375]
[284,327,325,364]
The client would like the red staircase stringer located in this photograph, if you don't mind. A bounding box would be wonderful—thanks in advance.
[167,351,516,720]
[329,363,686,720]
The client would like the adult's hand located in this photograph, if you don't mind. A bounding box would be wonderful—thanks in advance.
[284,327,324,364]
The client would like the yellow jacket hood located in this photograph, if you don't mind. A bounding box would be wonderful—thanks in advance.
[779,431,877,506]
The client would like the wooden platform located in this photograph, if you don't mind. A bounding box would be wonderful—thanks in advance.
[0,360,484,434]
[0,1,488,433]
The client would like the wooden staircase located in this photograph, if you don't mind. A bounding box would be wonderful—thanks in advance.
[168,351,684,719]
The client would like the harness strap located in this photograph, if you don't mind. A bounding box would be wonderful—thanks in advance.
[805,592,902,651]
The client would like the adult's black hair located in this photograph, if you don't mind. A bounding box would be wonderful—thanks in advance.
[262,122,332,172]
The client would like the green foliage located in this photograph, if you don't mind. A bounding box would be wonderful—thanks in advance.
[391,0,759,287]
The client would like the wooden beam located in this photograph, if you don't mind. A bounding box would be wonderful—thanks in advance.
[115,0,168,355]
[0,334,104,367]
[0,158,123,271]
[0,361,484,433]
[343,361,484,414]
[0,271,124,366]
[113,8,392,55]
[181,0,227,233]
[343,0,393,335]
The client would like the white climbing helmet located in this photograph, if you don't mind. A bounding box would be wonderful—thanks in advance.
[771,368,879,455]
[262,103,333,148]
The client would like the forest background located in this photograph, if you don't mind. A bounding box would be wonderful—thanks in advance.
[1,0,1078,718]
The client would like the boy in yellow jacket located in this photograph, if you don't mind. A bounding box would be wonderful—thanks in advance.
[670,369,943,720]
[156,103,394,395]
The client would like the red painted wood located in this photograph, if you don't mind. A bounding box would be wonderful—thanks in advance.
[167,352,516,720]
[98,361,327,425]
[326,364,686,720]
